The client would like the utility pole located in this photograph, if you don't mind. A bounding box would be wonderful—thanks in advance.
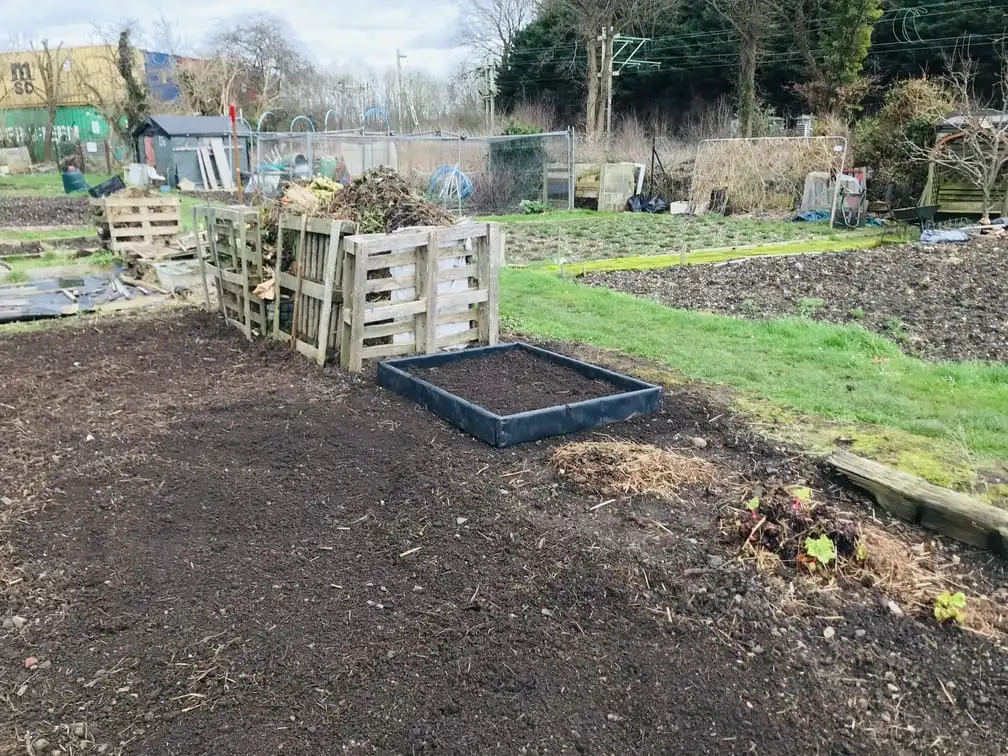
[395,48,406,134]
[477,60,498,132]
[605,26,614,137]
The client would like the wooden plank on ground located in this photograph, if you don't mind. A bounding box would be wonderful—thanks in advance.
[828,451,1008,557]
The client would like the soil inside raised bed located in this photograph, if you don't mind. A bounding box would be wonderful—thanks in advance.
[408,347,623,415]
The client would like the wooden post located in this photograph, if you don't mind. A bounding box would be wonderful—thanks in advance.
[229,103,243,204]
[104,140,112,174]
[346,240,368,372]
[195,207,211,310]
[316,220,343,366]
[289,214,308,347]
[483,224,501,345]
[423,230,440,355]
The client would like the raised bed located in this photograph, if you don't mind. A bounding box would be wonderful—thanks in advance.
[377,342,662,447]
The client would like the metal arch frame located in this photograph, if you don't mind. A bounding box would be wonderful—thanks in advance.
[687,135,849,227]
[290,115,316,132]
[323,109,337,131]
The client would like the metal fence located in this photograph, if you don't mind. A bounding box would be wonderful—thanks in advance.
[252,130,575,216]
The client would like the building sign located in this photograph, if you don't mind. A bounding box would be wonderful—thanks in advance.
[9,62,34,95]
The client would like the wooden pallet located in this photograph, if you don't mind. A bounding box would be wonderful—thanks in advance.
[338,223,502,372]
[90,196,181,253]
[194,205,266,339]
[273,214,355,366]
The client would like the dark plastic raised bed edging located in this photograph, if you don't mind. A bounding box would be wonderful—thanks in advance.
[376,342,663,448]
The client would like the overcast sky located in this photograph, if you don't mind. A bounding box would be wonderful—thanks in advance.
[5,0,470,76]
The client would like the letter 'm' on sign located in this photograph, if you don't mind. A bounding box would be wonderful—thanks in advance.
[10,62,32,81]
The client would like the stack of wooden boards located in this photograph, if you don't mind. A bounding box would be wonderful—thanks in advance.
[194,208,503,371]
[196,138,237,191]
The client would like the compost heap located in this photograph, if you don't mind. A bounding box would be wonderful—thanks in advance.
[263,167,454,245]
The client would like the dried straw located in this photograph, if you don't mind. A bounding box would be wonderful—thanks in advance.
[549,441,717,500]
[690,136,846,215]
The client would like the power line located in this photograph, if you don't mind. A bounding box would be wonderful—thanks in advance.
[498,1,1000,61]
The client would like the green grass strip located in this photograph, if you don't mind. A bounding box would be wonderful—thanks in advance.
[501,268,1008,460]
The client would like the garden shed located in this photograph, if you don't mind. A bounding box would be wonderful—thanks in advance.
[920,111,1008,218]
[132,115,252,189]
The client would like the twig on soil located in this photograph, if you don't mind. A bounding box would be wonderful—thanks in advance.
[589,498,616,511]
[399,546,422,558]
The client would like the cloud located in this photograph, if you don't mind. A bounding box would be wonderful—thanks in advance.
[4,0,469,76]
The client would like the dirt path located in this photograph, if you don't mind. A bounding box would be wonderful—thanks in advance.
[584,237,1008,362]
[1,312,1005,755]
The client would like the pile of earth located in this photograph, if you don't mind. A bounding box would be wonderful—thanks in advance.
[584,237,1008,362]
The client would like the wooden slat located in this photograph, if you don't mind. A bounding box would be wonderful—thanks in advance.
[436,288,488,311]
[437,224,490,243]
[361,298,427,324]
[435,327,480,348]
[348,230,430,254]
[362,275,416,294]
[435,308,478,327]
[437,264,478,283]
[359,342,415,360]
[100,196,180,208]
[211,138,235,190]
[362,319,417,339]
[365,250,420,271]
[829,451,1008,556]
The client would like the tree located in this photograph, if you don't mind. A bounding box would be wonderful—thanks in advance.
[548,0,676,138]
[73,25,149,140]
[29,40,68,162]
[791,0,881,116]
[909,52,1008,223]
[706,0,774,137]
[207,15,311,115]
[454,0,539,60]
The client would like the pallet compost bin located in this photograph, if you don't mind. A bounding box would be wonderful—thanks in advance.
[376,342,663,447]
[90,195,181,253]
[194,205,267,339]
[273,214,356,365]
[338,223,502,372]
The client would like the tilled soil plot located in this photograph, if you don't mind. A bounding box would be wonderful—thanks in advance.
[409,349,619,414]
[584,237,1008,362]
[0,196,92,228]
[1,312,1006,755]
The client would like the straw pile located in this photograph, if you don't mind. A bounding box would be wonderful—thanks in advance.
[549,441,717,500]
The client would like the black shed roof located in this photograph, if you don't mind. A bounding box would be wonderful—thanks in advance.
[134,115,252,138]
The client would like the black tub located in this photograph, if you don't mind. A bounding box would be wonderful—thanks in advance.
[376,342,663,447]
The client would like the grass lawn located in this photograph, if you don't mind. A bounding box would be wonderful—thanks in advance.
[494,210,882,267]
[501,268,1008,501]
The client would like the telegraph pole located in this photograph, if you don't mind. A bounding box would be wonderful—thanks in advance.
[605,26,614,137]
[395,48,406,134]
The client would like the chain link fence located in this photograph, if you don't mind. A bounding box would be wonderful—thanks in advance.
[253,130,575,216]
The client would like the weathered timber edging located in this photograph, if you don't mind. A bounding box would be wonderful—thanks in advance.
[828,450,1008,557]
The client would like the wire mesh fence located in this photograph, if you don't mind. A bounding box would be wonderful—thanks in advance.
[253,130,575,216]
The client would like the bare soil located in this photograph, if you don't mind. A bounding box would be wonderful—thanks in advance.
[1,312,1006,755]
[584,237,1008,362]
[409,348,620,415]
[0,196,92,228]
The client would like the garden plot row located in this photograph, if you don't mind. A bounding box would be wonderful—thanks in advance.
[194,206,502,371]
